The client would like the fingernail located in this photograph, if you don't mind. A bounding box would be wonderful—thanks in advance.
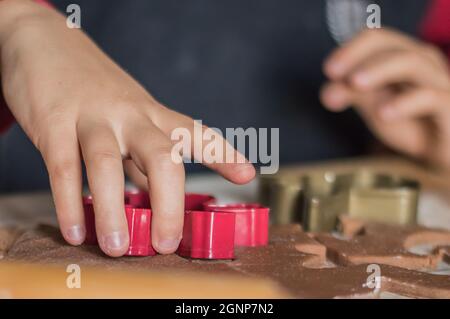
[65,225,85,244]
[235,165,255,181]
[102,231,128,253]
[157,238,181,252]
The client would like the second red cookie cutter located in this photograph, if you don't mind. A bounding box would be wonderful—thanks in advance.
[83,191,269,259]
[202,203,270,247]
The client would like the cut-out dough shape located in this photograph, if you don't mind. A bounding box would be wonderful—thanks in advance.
[314,215,450,271]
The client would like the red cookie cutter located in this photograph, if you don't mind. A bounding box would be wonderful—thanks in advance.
[202,203,269,247]
[83,195,156,256]
[83,191,269,259]
[177,209,236,259]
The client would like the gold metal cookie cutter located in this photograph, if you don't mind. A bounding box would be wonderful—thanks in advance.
[259,170,420,232]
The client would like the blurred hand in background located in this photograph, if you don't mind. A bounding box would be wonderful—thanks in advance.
[321,28,450,170]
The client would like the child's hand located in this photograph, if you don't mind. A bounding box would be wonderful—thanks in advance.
[321,28,450,169]
[0,0,255,256]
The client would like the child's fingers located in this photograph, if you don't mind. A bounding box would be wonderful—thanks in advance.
[324,28,416,79]
[378,88,450,121]
[124,160,148,190]
[320,81,355,111]
[154,108,256,185]
[41,128,85,246]
[78,124,129,257]
[187,120,255,184]
[349,50,445,91]
[126,122,185,254]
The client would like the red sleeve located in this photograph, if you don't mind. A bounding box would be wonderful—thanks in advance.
[0,0,53,134]
[420,0,450,60]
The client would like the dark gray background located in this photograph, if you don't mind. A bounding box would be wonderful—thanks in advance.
[0,0,428,192]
